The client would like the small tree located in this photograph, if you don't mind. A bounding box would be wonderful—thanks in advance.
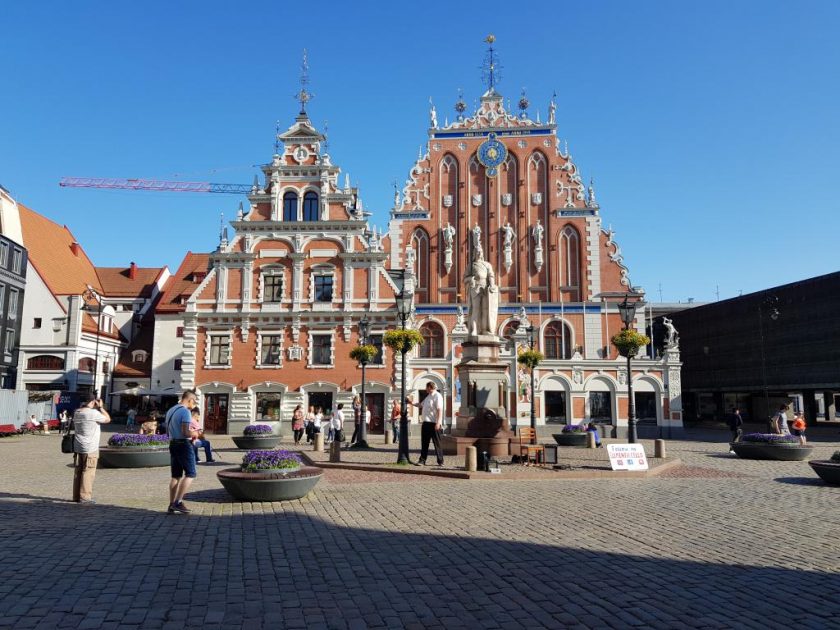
[517,349,544,370]
[611,329,651,358]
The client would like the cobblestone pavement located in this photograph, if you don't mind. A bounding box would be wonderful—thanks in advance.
[0,429,838,629]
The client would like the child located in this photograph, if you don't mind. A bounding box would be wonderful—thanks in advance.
[791,413,807,445]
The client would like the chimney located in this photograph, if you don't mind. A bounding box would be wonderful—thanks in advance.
[129,261,137,280]
[70,242,81,256]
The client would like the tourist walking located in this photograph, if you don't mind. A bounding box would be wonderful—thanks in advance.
[390,401,401,444]
[332,403,345,444]
[190,407,215,464]
[166,390,198,514]
[126,407,137,430]
[773,404,790,434]
[791,413,808,445]
[291,404,305,445]
[305,405,316,443]
[350,395,362,445]
[72,393,111,504]
[728,407,743,452]
[408,382,445,467]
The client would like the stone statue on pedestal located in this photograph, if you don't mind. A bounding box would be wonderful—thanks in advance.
[662,316,679,349]
[464,241,499,337]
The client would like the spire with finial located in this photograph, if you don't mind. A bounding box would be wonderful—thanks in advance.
[454,87,466,120]
[481,34,502,95]
[219,212,228,249]
[322,120,329,154]
[518,88,529,119]
[548,91,557,124]
[344,173,350,192]
[273,120,281,154]
[392,180,400,208]
[587,178,597,207]
[294,49,314,115]
[237,201,244,221]
[429,97,438,129]
[251,174,260,194]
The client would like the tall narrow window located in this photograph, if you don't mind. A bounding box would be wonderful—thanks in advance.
[0,243,8,267]
[314,274,333,302]
[368,334,384,366]
[209,336,230,365]
[283,192,298,221]
[260,334,283,366]
[411,228,430,302]
[8,290,17,319]
[419,322,444,358]
[303,192,319,221]
[544,321,572,359]
[560,225,580,293]
[4,329,14,354]
[12,249,22,274]
[311,334,332,366]
[263,274,283,302]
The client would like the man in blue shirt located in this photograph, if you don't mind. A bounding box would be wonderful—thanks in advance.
[166,390,199,514]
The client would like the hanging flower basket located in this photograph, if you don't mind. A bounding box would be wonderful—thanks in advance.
[349,344,378,364]
[517,349,544,370]
[611,329,651,358]
[383,329,424,353]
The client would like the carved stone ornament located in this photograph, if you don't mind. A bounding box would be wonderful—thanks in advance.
[531,192,543,205]
[287,345,303,361]
[572,367,583,385]
[471,194,483,207]
[442,194,453,208]
[501,193,512,206]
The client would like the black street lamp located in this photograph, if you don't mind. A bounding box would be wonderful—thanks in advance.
[617,295,643,443]
[394,280,413,465]
[758,295,780,422]
[526,324,537,431]
[81,286,103,399]
[355,314,371,449]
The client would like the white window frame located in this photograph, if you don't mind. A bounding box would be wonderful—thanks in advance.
[259,267,286,305]
[0,243,8,268]
[131,350,147,363]
[366,331,387,368]
[0,284,5,314]
[7,289,17,320]
[310,266,337,311]
[256,330,284,368]
[11,248,22,274]
[205,331,233,369]
[4,329,14,355]
[307,331,334,368]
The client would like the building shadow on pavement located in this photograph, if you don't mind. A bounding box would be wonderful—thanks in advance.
[0,490,838,629]
[774,476,830,487]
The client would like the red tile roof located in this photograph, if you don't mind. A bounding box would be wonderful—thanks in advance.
[156,252,211,313]
[96,266,167,298]
[113,326,154,377]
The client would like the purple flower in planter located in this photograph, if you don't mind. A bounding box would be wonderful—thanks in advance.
[108,433,170,447]
[562,424,587,433]
[741,433,800,445]
[243,424,274,436]
[241,449,302,472]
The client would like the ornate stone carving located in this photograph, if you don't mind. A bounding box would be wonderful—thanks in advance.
[441,223,456,274]
[501,193,512,206]
[442,194,453,208]
[532,219,544,273]
[501,222,515,273]
[531,192,543,205]
[471,194,483,207]
[464,240,499,337]
[287,345,303,361]
[663,317,679,349]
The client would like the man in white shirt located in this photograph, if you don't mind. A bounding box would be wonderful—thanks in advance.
[72,393,111,504]
[409,382,445,466]
[331,404,345,443]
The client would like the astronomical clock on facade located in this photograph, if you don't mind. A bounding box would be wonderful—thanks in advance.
[159,41,682,436]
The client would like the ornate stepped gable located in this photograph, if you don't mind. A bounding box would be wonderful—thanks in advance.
[390,87,633,308]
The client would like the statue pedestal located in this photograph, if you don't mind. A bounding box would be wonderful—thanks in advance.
[442,335,513,458]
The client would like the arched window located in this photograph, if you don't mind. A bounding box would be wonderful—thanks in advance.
[544,321,572,360]
[303,192,319,221]
[78,358,96,373]
[411,228,430,302]
[27,355,65,370]
[283,192,298,221]
[419,322,444,358]
[502,321,520,339]
[560,226,580,292]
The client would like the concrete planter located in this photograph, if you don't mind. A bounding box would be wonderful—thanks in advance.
[730,442,814,461]
[231,435,282,450]
[552,433,589,447]
[217,466,323,502]
[98,447,170,468]
[808,460,840,485]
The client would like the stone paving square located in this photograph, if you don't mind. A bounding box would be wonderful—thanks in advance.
[0,429,838,629]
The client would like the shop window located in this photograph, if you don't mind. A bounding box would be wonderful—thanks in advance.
[256,392,282,421]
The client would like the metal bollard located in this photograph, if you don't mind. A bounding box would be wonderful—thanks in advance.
[586,432,597,449]
[314,432,324,452]
[654,439,666,459]
[465,446,477,472]
[329,440,341,462]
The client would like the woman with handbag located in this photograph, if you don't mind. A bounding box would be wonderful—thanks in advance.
[291,404,305,445]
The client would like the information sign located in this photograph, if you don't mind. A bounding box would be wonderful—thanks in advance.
[607,444,649,471]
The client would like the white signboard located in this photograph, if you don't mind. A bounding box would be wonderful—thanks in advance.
[607,444,649,471]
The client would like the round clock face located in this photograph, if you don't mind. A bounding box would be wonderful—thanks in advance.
[477,133,507,177]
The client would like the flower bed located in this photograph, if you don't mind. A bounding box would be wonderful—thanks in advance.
[99,433,170,468]
[730,433,813,461]
[808,450,840,485]
[233,424,282,449]
[553,426,589,447]
[561,424,587,433]
[218,449,320,501]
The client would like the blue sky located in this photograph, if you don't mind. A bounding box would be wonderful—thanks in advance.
[2,0,838,302]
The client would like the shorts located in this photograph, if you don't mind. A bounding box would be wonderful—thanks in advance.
[792,429,804,437]
[169,440,197,479]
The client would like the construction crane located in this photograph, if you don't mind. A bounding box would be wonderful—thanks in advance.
[59,177,254,195]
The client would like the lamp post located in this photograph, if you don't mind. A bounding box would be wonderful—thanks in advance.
[355,314,370,449]
[617,295,643,444]
[526,324,536,431]
[81,286,103,399]
[758,295,779,422]
[394,284,413,465]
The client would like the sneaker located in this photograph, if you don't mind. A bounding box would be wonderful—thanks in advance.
[414,460,426,467]
[171,502,191,514]
[167,503,176,514]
